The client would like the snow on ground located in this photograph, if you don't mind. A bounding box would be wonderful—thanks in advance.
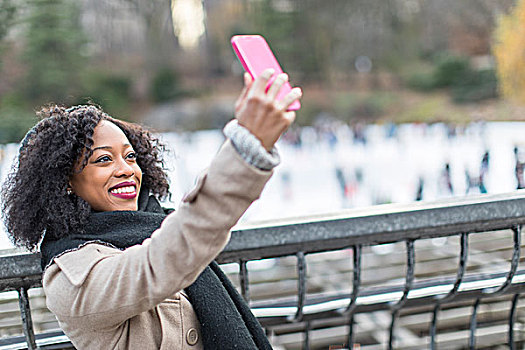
[1,121,525,250]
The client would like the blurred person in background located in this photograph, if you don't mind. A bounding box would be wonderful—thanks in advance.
[514,146,525,189]
[1,69,302,349]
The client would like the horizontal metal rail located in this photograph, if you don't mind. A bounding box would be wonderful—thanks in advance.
[249,268,525,321]
[3,192,525,288]
[219,191,525,263]
[1,191,525,349]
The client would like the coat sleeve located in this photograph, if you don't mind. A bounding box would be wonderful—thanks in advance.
[42,140,273,331]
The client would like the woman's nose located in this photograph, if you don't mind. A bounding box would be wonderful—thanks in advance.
[114,157,134,177]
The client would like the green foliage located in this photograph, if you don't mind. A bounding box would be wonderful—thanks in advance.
[432,54,471,88]
[0,0,16,41]
[245,0,329,82]
[407,73,439,91]
[0,95,36,144]
[21,0,87,105]
[407,54,470,91]
[0,0,17,71]
[150,67,184,103]
[80,70,132,117]
[406,53,498,103]
[451,69,498,103]
[0,111,36,144]
[0,0,91,142]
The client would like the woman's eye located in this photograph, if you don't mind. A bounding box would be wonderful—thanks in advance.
[126,152,137,160]
[94,155,111,163]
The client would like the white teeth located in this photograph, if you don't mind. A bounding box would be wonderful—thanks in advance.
[110,186,135,195]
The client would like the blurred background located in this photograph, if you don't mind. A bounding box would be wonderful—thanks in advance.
[3,2,525,348]
[1,0,525,248]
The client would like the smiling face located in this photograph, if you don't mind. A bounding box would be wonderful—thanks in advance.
[69,120,142,212]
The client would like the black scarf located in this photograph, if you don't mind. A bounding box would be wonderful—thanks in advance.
[41,193,272,350]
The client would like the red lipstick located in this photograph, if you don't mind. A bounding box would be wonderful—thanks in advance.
[108,181,138,200]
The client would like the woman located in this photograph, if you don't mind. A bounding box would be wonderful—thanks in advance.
[1,69,302,349]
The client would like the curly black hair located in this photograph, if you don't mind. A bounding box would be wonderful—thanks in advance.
[1,105,170,251]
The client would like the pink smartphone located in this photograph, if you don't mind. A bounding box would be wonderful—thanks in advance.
[231,35,301,111]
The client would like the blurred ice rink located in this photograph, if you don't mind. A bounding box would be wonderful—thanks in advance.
[1,121,524,250]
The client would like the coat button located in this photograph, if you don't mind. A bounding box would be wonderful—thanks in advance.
[186,328,199,346]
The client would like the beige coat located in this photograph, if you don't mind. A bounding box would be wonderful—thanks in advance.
[42,140,273,349]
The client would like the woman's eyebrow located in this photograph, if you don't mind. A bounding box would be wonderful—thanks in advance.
[92,144,131,152]
[92,146,112,151]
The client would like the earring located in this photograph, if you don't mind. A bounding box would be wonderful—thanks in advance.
[67,188,73,195]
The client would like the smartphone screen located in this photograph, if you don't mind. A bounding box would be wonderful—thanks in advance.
[231,35,301,111]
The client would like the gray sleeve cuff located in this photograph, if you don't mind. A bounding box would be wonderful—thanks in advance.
[223,119,280,171]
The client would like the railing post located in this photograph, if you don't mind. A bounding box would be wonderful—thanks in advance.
[431,232,470,349]
[18,286,38,350]
[469,299,480,350]
[389,240,415,350]
[288,251,307,323]
[483,225,521,295]
[341,245,361,349]
[284,251,308,348]
[430,304,440,350]
[239,260,250,303]
[303,321,311,350]
[509,294,520,350]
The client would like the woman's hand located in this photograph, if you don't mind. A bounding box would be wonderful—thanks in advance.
[234,69,302,151]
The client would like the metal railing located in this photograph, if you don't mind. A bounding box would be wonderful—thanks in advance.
[2,191,525,349]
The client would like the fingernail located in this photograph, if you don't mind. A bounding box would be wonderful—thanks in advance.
[293,87,302,96]
[262,69,275,79]
[280,73,289,81]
